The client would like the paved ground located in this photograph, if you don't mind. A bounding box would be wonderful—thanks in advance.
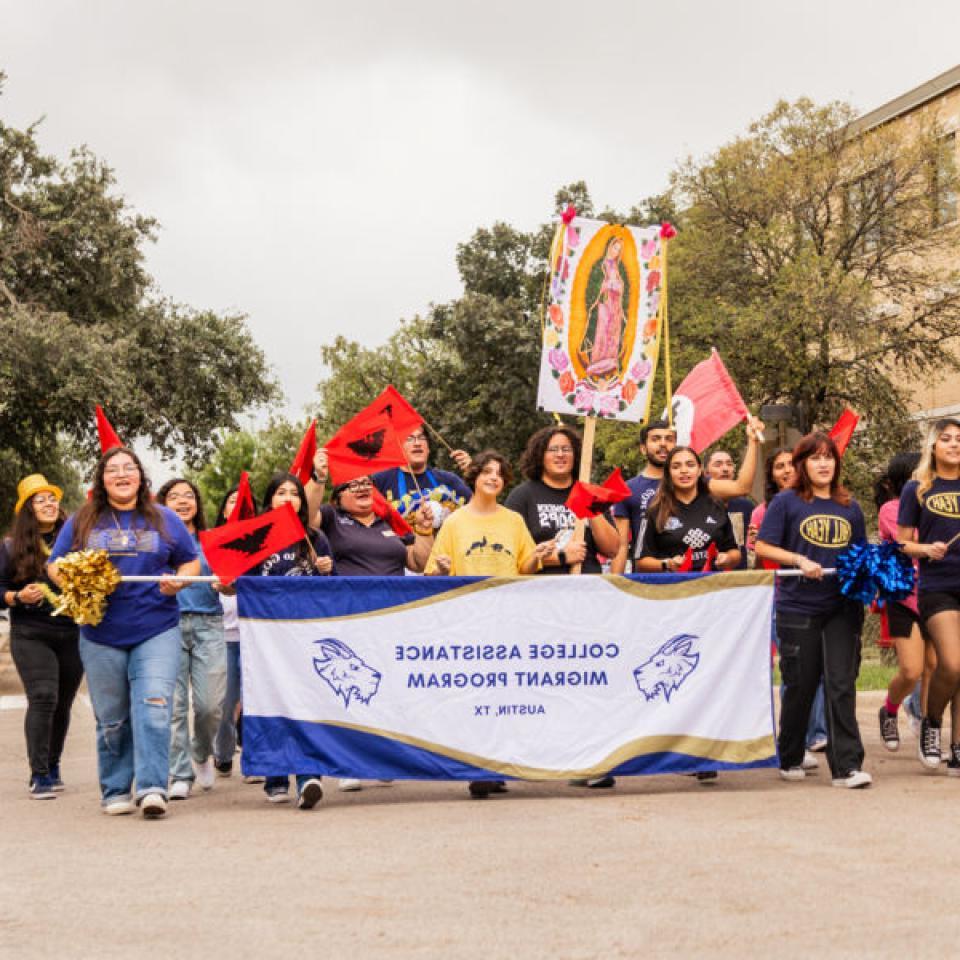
[2,652,957,959]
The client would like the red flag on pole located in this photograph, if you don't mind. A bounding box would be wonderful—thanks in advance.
[370,487,413,537]
[200,503,305,583]
[289,421,317,486]
[229,471,257,525]
[370,386,423,441]
[565,468,632,519]
[828,408,859,457]
[95,405,123,452]
[669,350,749,453]
[325,411,408,484]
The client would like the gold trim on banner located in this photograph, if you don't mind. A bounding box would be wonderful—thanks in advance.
[604,570,774,601]
[323,721,776,780]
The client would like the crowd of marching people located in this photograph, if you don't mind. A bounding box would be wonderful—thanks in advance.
[5,408,960,817]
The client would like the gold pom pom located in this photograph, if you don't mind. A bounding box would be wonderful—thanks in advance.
[48,549,122,626]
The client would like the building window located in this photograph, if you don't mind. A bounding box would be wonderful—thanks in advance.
[932,132,958,227]
[845,162,896,252]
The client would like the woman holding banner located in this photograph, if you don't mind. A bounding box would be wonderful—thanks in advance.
[756,432,871,789]
[48,447,200,818]
[897,418,960,771]
[256,471,334,809]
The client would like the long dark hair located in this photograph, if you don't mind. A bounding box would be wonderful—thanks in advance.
[8,497,67,582]
[790,432,851,506]
[215,484,259,527]
[874,452,921,510]
[71,447,167,549]
[156,478,208,532]
[261,472,312,566]
[764,447,793,505]
[648,446,719,533]
[518,426,581,482]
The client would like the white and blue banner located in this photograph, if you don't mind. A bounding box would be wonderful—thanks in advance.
[237,572,777,781]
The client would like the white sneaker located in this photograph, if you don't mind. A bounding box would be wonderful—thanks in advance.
[801,751,819,771]
[103,797,135,816]
[832,770,873,789]
[169,780,191,800]
[140,793,167,818]
[779,767,805,782]
[193,757,216,791]
[338,778,362,792]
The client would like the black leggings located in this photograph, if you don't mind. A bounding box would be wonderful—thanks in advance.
[10,621,84,778]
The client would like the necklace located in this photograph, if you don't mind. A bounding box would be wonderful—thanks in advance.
[109,510,138,553]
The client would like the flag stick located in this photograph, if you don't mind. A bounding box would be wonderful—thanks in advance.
[662,236,673,427]
[420,417,457,456]
[944,530,960,550]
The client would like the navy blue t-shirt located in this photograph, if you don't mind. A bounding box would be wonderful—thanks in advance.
[898,478,960,594]
[50,506,198,649]
[371,467,471,519]
[758,490,866,614]
[612,474,661,553]
[319,505,414,576]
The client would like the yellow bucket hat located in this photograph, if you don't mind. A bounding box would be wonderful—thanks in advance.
[15,474,63,514]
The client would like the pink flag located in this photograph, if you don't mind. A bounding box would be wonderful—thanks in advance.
[670,350,749,453]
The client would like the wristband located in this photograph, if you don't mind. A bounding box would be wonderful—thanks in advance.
[661,559,669,572]
[310,469,325,484]
[557,549,567,566]
[413,525,434,537]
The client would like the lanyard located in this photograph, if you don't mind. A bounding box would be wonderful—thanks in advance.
[396,468,436,501]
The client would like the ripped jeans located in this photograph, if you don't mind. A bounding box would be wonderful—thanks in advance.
[80,627,181,804]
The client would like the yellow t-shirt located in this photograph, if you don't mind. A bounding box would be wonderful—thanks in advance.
[425,505,537,576]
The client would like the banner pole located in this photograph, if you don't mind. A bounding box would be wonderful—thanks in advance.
[569,415,597,576]
[662,236,673,427]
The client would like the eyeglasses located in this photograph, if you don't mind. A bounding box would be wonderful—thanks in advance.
[546,446,574,455]
[104,464,140,476]
[165,491,196,501]
[404,433,427,445]
[346,480,373,492]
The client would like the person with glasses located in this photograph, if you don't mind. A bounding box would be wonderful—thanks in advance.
[370,428,473,530]
[48,447,200,818]
[156,478,226,801]
[504,425,620,576]
[1,474,82,799]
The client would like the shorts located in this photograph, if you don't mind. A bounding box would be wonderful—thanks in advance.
[918,590,960,622]
[886,600,921,637]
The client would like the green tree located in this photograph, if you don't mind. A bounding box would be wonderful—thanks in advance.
[0,74,278,513]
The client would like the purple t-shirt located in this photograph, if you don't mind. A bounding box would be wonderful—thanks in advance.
[898,478,960,594]
[612,474,661,553]
[50,505,198,648]
[758,490,866,614]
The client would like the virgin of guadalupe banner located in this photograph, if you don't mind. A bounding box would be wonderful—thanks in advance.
[237,573,776,781]
[537,218,664,421]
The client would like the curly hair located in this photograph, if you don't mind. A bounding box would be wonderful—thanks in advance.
[518,426,581,481]
[464,450,514,491]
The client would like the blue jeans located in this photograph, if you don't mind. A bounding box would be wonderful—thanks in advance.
[214,642,242,764]
[806,683,828,746]
[80,627,181,804]
[169,614,226,783]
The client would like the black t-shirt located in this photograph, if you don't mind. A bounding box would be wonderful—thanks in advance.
[319,504,414,577]
[504,479,613,575]
[0,530,78,634]
[639,493,738,572]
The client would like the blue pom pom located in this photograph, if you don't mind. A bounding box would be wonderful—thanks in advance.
[834,540,916,606]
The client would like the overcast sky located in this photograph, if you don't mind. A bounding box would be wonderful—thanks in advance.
[4,0,960,425]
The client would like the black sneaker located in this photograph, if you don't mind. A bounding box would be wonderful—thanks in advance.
[696,771,718,784]
[297,778,323,810]
[948,744,960,778]
[49,764,64,791]
[29,775,57,800]
[214,759,233,778]
[468,781,492,799]
[878,705,900,752]
[919,717,942,769]
[488,780,509,793]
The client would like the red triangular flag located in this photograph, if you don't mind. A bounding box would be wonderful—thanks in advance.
[371,487,413,537]
[289,421,317,486]
[828,408,859,457]
[677,547,695,572]
[371,386,424,442]
[325,410,408,485]
[95,405,123,452]
[669,350,749,453]
[229,471,256,525]
[565,468,633,519]
[702,542,719,572]
[200,503,305,583]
